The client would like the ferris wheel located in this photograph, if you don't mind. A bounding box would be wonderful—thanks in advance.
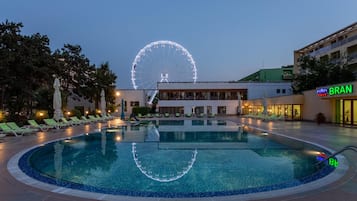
[131,40,198,103]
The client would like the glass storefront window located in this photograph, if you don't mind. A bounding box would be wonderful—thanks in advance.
[293,105,301,120]
[284,105,292,120]
[337,99,342,124]
[352,100,357,125]
[344,100,352,124]
[336,99,357,126]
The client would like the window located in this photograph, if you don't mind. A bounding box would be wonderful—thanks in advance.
[320,55,329,63]
[276,89,281,94]
[160,92,168,100]
[218,106,226,114]
[331,51,340,59]
[185,92,194,100]
[282,89,286,94]
[230,91,238,99]
[219,92,226,100]
[130,101,139,107]
[210,92,218,100]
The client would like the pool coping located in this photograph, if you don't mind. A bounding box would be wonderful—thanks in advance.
[7,128,349,201]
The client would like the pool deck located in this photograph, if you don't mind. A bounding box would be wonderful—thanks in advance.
[1,116,356,201]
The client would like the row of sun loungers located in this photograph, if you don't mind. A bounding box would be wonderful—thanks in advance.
[0,114,115,137]
[0,122,38,137]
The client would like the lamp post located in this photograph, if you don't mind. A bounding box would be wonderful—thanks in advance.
[115,91,125,120]
[121,99,125,120]
[115,91,120,116]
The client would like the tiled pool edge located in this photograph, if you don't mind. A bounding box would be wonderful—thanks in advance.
[7,136,349,201]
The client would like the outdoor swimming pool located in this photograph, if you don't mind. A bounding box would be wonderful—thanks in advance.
[16,120,337,198]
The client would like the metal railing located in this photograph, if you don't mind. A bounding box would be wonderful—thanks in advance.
[309,35,357,57]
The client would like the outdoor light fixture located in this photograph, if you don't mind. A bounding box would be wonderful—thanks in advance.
[64,138,72,143]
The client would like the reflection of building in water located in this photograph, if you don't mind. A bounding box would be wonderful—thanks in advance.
[157,120,248,143]
[105,124,148,142]
[101,130,106,156]
[252,131,328,180]
[106,120,249,144]
[153,120,248,149]
[54,142,64,179]
[159,130,248,143]
[253,149,318,180]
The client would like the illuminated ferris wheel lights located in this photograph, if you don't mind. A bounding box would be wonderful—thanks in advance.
[131,40,197,90]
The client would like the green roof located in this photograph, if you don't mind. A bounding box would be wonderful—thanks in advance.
[239,66,293,82]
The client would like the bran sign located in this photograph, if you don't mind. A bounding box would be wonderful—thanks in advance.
[316,84,353,97]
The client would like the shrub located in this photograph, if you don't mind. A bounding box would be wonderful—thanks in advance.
[132,107,151,115]
[71,108,82,118]
[316,112,326,125]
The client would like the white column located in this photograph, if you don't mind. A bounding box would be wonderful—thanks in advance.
[212,106,218,115]
[184,106,191,114]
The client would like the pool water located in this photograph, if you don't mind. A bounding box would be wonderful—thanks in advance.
[19,120,335,197]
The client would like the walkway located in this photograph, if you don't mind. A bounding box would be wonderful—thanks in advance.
[0,117,356,201]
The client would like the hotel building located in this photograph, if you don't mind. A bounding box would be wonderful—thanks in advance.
[293,22,357,77]
[114,23,357,126]
[116,82,292,117]
[290,22,357,126]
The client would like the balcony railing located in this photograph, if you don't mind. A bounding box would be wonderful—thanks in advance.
[309,34,357,57]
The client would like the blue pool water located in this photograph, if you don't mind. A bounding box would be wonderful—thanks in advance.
[19,120,335,198]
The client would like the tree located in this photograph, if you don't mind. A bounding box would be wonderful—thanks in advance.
[52,44,96,108]
[0,20,118,121]
[293,55,355,93]
[93,62,117,110]
[20,33,53,115]
[52,45,117,113]
[0,20,24,114]
[0,20,53,121]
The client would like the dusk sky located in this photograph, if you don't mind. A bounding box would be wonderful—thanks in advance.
[2,0,357,88]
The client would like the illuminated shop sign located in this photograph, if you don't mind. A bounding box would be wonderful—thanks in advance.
[317,84,353,97]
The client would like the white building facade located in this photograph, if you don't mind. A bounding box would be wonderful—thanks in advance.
[115,89,147,117]
[157,82,292,116]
